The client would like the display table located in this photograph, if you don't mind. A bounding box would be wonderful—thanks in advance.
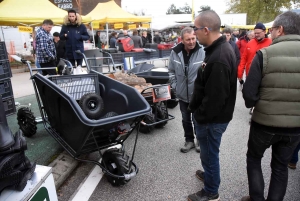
[0,165,58,201]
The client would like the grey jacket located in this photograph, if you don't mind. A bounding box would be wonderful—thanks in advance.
[131,35,143,48]
[168,42,205,103]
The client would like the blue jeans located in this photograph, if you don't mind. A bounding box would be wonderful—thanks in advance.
[194,121,229,194]
[247,124,300,201]
[179,100,196,142]
[35,58,42,74]
[290,142,300,164]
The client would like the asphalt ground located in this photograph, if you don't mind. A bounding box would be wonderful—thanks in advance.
[58,88,300,201]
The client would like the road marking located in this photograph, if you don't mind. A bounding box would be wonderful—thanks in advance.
[70,159,104,201]
[70,145,122,201]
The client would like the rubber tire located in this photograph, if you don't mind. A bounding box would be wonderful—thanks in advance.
[154,102,168,128]
[17,107,37,137]
[139,113,155,134]
[101,148,133,186]
[79,93,104,119]
[166,89,178,109]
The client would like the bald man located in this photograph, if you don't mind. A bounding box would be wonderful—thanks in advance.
[188,10,237,201]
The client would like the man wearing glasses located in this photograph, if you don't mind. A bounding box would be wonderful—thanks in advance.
[241,11,300,201]
[188,10,237,201]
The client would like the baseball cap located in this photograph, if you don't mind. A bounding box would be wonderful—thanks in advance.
[254,23,266,30]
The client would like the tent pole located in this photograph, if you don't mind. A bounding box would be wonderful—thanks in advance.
[91,22,95,49]
[0,26,5,42]
[106,23,108,48]
[150,23,153,43]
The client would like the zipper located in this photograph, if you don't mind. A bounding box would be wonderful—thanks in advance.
[186,61,189,103]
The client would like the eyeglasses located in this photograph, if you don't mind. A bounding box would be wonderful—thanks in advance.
[193,26,211,32]
[254,31,264,35]
[268,26,280,33]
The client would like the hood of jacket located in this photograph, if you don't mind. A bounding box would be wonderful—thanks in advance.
[63,13,82,25]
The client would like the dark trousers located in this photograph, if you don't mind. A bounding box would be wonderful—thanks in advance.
[246,123,300,201]
[69,59,83,67]
[40,60,56,76]
[179,100,195,142]
[290,142,300,164]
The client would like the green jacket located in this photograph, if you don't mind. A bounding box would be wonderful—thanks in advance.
[253,35,300,127]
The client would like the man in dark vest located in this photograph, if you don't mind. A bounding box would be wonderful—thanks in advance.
[241,11,300,201]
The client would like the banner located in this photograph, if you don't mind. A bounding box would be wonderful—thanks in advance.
[114,23,124,29]
[141,23,150,29]
[128,24,136,29]
[18,26,33,33]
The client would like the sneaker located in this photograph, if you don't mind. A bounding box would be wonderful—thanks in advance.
[288,162,296,169]
[196,170,204,182]
[180,142,195,153]
[241,196,251,201]
[249,108,253,115]
[195,141,200,153]
[188,189,220,201]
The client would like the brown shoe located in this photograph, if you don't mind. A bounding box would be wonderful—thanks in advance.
[288,163,296,169]
[241,196,251,201]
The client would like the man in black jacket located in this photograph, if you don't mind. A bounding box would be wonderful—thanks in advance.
[223,28,240,67]
[53,32,66,66]
[187,10,237,201]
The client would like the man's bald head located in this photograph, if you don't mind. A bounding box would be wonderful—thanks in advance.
[195,10,221,33]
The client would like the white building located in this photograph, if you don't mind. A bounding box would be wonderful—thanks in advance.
[219,13,247,26]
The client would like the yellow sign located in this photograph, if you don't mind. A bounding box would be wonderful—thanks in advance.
[114,23,124,29]
[91,22,99,29]
[128,24,136,29]
[18,26,33,33]
[141,24,150,29]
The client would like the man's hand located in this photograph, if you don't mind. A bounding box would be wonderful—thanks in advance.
[64,34,67,37]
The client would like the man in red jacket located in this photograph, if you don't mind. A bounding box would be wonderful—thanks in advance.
[238,23,272,82]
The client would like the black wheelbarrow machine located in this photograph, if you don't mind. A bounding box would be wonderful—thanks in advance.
[16,55,151,186]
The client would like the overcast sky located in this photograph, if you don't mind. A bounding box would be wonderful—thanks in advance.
[122,0,228,16]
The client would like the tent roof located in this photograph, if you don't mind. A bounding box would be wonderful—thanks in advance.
[0,0,90,26]
[86,0,151,23]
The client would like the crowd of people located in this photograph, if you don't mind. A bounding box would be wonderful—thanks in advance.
[169,10,300,201]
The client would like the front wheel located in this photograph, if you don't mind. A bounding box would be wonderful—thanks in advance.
[17,107,37,137]
[154,102,168,128]
[101,148,133,186]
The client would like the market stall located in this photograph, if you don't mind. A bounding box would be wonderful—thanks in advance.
[85,0,152,46]
[0,0,91,26]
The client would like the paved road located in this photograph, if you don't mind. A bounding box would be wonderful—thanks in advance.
[58,89,300,201]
